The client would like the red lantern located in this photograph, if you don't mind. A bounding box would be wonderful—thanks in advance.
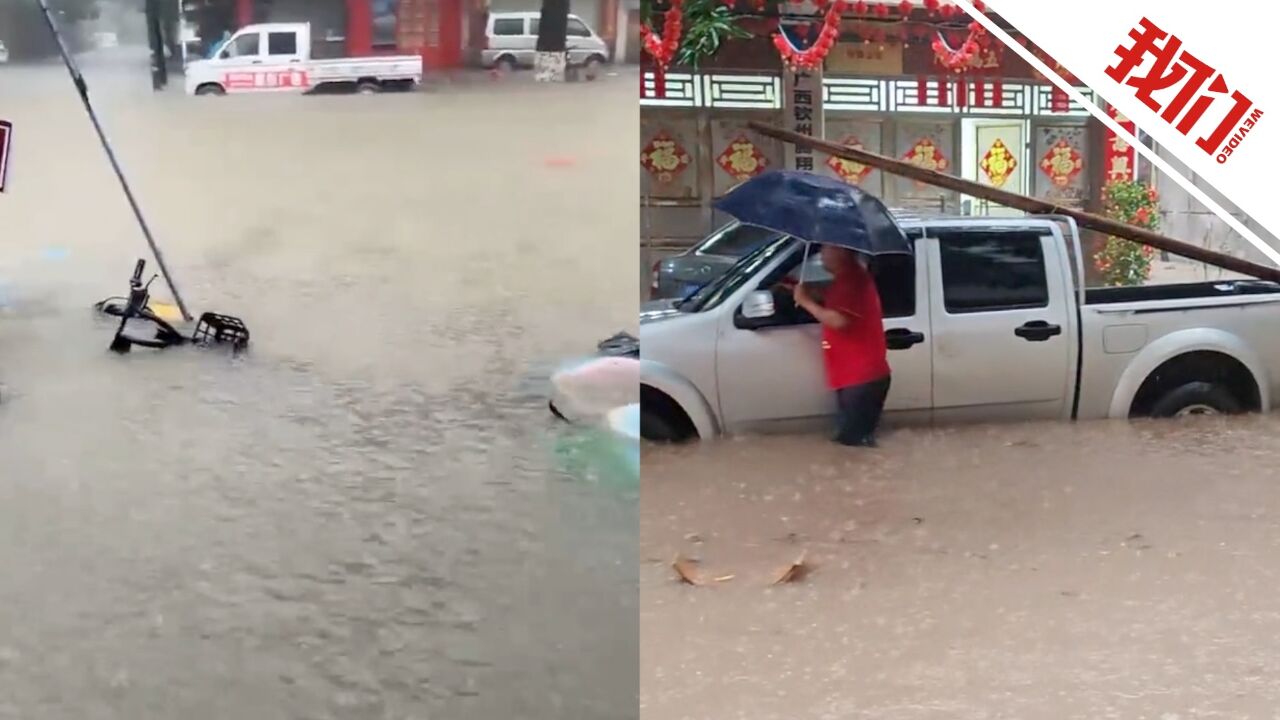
[923,0,940,10]
[940,4,955,18]
[874,3,889,18]
[898,0,912,15]
[973,0,985,10]
[854,0,868,14]
[773,1,845,72]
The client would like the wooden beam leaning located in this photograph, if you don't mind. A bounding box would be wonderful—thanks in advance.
[747,121,1280,284]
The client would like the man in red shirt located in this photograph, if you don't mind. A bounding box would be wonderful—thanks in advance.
[793,244,891,447]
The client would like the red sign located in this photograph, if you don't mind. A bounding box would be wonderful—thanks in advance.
[640,131,692,183]
[826,136,872,184]
[0,120,9,193]
[980,138,1017,188]
[716,135,768,181]
[1039,138,1083,188]
[1104,106,1137,183]
[1105,17,1262,164]
[222,70,311,91]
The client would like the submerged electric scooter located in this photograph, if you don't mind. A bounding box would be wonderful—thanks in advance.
[95,259,249,354]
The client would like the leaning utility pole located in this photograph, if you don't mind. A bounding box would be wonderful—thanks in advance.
[749,121,1280,284]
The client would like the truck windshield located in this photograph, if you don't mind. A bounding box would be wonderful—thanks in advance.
[679,236,796,313]
[695,222,779,258]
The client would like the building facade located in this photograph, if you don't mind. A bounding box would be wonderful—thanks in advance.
[640,28,1105,247]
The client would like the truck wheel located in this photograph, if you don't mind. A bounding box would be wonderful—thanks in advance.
[195,84,225,96]
[1150,381,1243,418]
[495,56,517,75]
[640,408,682,442]
[583,56,604,80]
[357,80,382,94]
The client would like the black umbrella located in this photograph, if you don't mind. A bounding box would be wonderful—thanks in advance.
[713,170,912,256]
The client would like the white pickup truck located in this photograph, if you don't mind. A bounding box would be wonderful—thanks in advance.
[638,216,1280,441]
[184,22,423,96]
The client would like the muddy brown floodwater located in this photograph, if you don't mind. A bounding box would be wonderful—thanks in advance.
[0,50,636,719]
[643,416,1280,719]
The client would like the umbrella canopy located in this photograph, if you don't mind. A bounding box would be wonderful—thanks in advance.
[713,170,912,256]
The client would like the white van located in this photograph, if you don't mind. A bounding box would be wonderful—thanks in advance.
[481,11,610,75]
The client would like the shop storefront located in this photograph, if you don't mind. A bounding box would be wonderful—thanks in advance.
[639,25,1106,243]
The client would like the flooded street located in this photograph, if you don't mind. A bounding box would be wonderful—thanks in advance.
[642,417,1280,719]
[0,52,636,718]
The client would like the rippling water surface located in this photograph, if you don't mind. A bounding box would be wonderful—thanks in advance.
[0,51,636,719]
[643,416,1280,719]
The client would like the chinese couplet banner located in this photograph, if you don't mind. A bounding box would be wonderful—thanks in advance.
[1104,106,1137,184]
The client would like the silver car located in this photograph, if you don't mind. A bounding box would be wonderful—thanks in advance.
[649,222,779,300]
[481,11,610,75]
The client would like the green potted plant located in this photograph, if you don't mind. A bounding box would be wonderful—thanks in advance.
[1095,180,1160,287]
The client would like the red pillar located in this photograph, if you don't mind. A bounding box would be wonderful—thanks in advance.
[439,0,462,68]
[346,0,372,55]
[235,0,252,27]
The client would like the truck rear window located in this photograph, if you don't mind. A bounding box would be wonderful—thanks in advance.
[938,232,1049,314]
[267,32,297,55]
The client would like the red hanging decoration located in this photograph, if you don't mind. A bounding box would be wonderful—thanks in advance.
[931,23,985,73]
[853,0,868,14]
[940,3,956,18]
[973,0,985,10]
[873,2,889,17]
[923,0,940,12]
[772,0,847,72]
[897,0,912,15]
[640,0,684,98]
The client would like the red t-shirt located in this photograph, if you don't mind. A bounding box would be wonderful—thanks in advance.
[820,262,890,390]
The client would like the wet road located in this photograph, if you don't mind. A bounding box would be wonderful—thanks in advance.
[642,417,1280,719]
[0,52,637,718]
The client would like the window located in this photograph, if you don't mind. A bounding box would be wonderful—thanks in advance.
[696,223,777,258]
[567,18,591,37]
[938,232,1049,314]
[528,19,539,35]
[493,18,525,36]
[371,0,399,49]
[225,32,260,58]
[781,247,916,319]
[267,32,297,56]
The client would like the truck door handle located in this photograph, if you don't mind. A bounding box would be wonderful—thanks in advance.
[885,328,925,350]
[1014,320,1062,342]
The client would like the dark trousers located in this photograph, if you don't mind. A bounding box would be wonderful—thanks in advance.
[834,375,891,447]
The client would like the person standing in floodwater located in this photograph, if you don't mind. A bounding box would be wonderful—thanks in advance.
[792,244,891,447]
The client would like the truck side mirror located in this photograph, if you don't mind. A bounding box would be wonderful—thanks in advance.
[735,290,777,329]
